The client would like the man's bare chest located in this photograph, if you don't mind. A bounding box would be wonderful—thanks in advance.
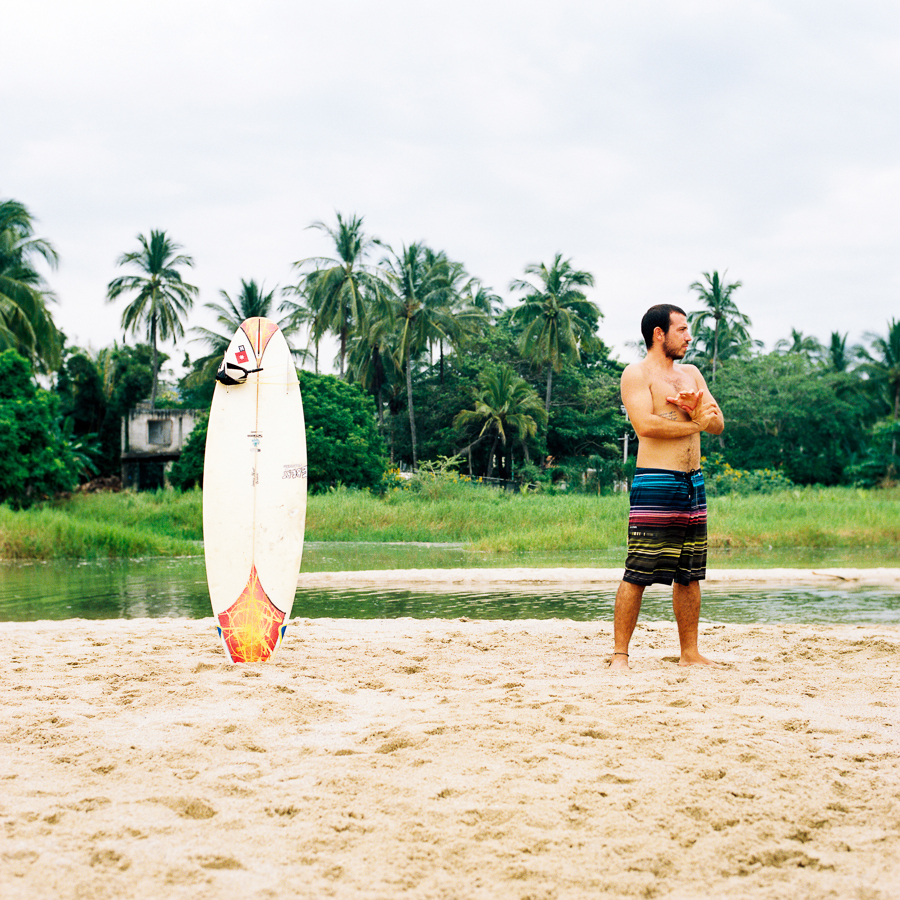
[648,369,698,411]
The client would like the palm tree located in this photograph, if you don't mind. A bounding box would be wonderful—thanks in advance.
[0,199,63,373]
[346,281,397,429]
[453,365,548,478]
[280,284,325,373]
[775,328,823,360]
[465,279,504,318]
[685,318,760,370]
[291,213,383,378]
[509,254,599,409]
[858,319,900,465]
[432,255,487,383]
[826,332,857,373]
[382,242,455,470]
[688,270,751,383]
[188,279,298,386]
[106,230,198,408]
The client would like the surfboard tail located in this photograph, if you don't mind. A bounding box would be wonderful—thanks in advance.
[216,565,287,663]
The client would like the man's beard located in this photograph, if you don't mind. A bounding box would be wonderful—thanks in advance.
[663,338,687,360]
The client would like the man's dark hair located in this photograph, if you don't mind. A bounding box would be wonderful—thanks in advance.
[641,304,686,349]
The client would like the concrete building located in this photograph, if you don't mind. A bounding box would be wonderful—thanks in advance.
[121,404,204,490]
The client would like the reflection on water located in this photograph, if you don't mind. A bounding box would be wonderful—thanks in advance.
[302,542,900,572]
[1,554,899,625]
[1,558,211,622]
[292,584,900,626]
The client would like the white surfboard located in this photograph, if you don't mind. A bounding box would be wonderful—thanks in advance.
[202,317,307,662]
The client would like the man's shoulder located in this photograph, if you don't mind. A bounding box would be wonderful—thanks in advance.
[621,360,649,383]
[675,362,706,384]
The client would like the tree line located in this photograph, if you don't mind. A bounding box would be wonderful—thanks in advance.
[2,197,898,506]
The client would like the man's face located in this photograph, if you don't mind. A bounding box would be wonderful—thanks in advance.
[662,313,691,360]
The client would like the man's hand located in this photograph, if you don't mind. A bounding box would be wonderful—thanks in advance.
[691,399,723,433]
[666,389,722,432]
[666,390,704,414]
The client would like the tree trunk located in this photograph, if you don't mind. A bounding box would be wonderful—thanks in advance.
[149,312,158,410]
[712,316,720,384]
[486,436,499,478]
[406,346,418,471]
[389,413,395,465]
[545,367,553,409]
[891,385,899,470]
[373,346,385,430]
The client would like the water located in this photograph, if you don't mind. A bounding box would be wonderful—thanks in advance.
[303,542,900,572]
[2,549,899,625]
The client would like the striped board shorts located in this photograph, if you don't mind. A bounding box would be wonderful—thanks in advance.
[623,468,707,586]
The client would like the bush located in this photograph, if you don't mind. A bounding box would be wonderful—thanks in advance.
[168,413,208,491]
[0,350,80,507]
[845,419,900,488]
[702,453,794,495]
[300,372,388,492]
[169,373,388,493]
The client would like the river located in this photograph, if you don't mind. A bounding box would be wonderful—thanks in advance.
[2,544,899,625]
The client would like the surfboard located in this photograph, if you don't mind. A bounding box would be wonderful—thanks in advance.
[202,317,307,663]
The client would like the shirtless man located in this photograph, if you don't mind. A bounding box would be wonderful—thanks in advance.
[609,304,724,672]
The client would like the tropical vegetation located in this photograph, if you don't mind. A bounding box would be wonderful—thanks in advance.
[183,278,298,407]
[106,229,198,408]
[510,253,600,408]
[0,195,897,510]
[686,270,754,381]
[0,199,63,373]
[2,483,896,560]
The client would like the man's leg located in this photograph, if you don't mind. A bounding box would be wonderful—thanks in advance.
[672,580,714,666]
[611,580,645,670]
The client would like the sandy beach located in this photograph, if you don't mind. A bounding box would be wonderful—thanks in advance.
[2,571,900,899]
[298,566,900,589]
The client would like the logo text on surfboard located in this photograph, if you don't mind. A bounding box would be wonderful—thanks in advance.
[283,464,308,480]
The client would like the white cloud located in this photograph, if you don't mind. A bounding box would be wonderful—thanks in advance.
[3,0,899,365]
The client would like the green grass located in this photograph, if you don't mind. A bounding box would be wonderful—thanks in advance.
[709,486,900,550]
[0,490,202,559]
[0,483,897,560]
[306,487,630,551]
[305,484,900,552]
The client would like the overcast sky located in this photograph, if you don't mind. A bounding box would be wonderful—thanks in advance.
[4,0,899,376]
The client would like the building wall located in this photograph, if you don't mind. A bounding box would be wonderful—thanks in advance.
[122,406,203,455]
[121,406,204,490]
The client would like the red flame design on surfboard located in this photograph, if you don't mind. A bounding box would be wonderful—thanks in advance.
[217,565,285,663]
[239,318,279,362]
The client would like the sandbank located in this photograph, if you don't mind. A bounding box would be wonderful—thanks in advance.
[2,615,899,898]
[297,566,900,588]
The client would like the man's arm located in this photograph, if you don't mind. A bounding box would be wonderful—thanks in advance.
[621,364,705,439]
[667,367,724,435]
[690,367,724,435]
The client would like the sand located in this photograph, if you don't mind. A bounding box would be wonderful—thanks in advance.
[2,571,900,899]
[298,566,900,588]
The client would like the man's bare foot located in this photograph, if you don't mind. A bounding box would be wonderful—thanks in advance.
[609,652,630,672]
[678,651,723,667]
